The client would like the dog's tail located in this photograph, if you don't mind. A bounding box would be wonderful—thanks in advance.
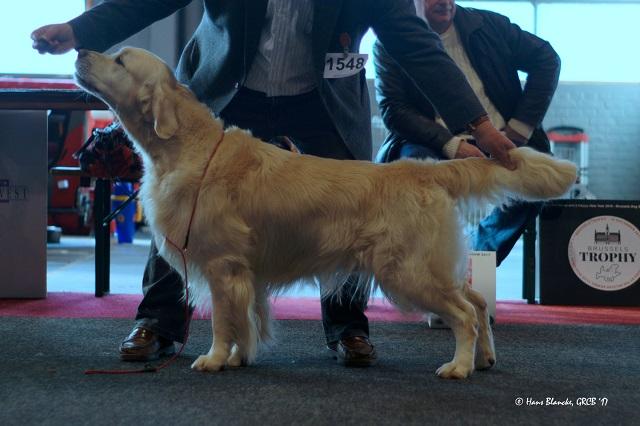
[432,147,577,204]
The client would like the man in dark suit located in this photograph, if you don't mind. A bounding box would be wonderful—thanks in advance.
[32,0,517,367]
[375,0,560,267]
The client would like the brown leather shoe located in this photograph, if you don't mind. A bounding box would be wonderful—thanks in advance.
[328,336,377,367]
[119,326,175,362]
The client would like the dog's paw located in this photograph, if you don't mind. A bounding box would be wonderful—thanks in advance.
[227,351,247,368]
[474,352,496,371]
[436,361,473,379]
[191,355,225,372]
[475,332,496,371]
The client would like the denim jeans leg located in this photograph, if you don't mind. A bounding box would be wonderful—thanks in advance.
[473,201,543,266]
[398,142,444,161]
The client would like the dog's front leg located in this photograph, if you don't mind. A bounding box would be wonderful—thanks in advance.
[191,287,234,372]
[191,263,259,372]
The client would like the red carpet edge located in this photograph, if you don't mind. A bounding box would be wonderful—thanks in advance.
[1,292,639,325]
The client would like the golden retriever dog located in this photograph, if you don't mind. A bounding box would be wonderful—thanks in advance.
[74,47,576,379]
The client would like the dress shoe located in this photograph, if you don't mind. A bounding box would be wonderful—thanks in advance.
[327,336,377,367]
[119,326,175,362]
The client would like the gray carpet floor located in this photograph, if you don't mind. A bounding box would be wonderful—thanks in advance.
[1,318,638,426]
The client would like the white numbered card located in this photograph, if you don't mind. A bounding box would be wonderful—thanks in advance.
[323,53,368,78]
[468,251,496,319]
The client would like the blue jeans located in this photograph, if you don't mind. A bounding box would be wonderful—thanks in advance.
[136,88,369,343]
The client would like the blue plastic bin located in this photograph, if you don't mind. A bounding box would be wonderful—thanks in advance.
[112,182,136,243]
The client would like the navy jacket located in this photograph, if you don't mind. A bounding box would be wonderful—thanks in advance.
[70,0,488,161]
[374,6,560,162]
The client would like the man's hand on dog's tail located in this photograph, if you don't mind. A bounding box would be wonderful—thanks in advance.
[31,23,77,54]
[471,119,518,170]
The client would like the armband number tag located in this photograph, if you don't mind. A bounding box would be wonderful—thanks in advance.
[323,53,368,78]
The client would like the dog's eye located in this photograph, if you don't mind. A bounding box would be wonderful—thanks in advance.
[114,56,125,66]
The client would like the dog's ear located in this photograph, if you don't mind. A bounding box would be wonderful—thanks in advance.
[139,82,178,140]
[151,84,179,139]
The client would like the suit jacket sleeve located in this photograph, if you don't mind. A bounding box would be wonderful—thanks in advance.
[373,40,454,153]
[367,0,486,135]
[68,0,193,53]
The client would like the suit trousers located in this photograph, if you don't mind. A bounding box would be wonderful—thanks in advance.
[135,87,370,344]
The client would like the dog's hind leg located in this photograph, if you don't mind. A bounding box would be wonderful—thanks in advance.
[464,285,496,370]
[376,258,478,379]
[191,263,259,372]
[254,287,273,342]
[428,288,478,379]
[374,246,477,377]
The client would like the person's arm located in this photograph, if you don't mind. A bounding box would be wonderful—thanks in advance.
[373,41,455,157]
[494,13,561,139]
[374,41,485,160]
[70,0,193,52]
[32,0,193,54]
[368,0,515,167]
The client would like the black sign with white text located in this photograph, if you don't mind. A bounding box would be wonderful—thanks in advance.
[539,200,640,306]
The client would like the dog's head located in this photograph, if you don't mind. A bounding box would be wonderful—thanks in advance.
[74,47,180,141]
